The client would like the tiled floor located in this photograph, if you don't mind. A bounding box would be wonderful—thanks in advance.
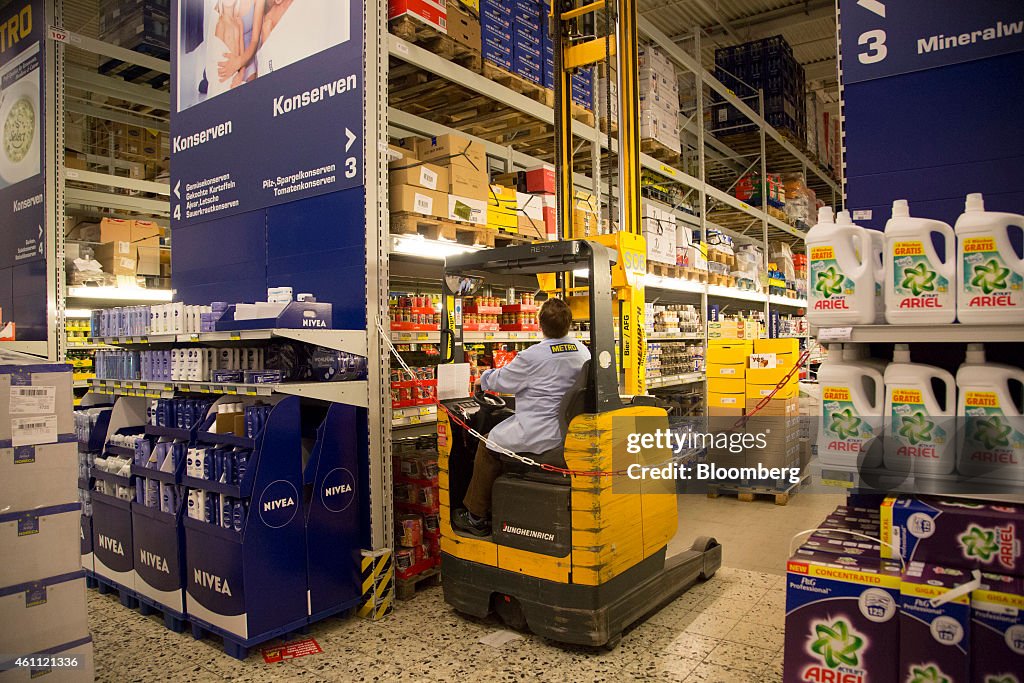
[90,565,787,682]
[91,492,844,681]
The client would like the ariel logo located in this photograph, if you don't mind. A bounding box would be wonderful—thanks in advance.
[907,665,951,683]
[810,620,864,668]
[828,408,862,439]
[972,416,1012,449]
[815,266,845,298]
[971,259,1010,294]
[901,263,937,296]
[959,524,999,561]
[898,412,934,445]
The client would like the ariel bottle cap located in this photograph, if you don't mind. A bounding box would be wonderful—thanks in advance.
[964,343,986,365]
[893,344,911,363]
[818,205,835,224]
[891,199,910,218]
[964,192,984,212]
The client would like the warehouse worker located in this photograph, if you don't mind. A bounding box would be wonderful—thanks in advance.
[454,298,590,536]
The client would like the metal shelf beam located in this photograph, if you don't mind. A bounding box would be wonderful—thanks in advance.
[813,324,1024,344]
[66,169,170,196]
[65,188,169,216]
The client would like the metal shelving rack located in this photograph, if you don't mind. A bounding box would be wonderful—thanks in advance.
[45,0,173,362]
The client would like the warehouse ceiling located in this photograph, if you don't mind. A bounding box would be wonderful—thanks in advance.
[638,0,840,99]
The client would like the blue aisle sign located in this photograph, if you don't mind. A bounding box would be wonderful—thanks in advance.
[0,0,45,340]
[170,0,363,226]
[840,0,1024,84]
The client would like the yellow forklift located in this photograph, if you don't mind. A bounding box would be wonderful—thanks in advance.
[435,0,721,648]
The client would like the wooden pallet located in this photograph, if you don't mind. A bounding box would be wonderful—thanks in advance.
[397,566,441,600]
[390,212,540,248]
[647,262,681,278]
[390,17,482,72]
[482,62,554,108]
[708,274,737,288]
[571,102,596,127]
[682,268,708,283]
[640,138,682,166]
[707,475,808,506]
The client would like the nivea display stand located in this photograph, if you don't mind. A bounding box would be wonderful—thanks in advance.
[77,396,113,585]
[90,398,147,606]
[130,419,198,632]
[304,403,363,621]
[184,396,308,660]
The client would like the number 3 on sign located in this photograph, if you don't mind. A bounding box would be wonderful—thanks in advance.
[345,157,358,179]
[856,0,886,65]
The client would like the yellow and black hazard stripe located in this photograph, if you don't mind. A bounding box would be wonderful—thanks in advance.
[357,549,394,620]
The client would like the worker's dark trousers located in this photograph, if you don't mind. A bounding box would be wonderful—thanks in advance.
[463,441,502,518]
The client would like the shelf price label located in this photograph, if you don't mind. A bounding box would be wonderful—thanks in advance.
[817,327,853,342]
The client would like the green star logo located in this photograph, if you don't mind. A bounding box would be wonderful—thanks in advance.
[972,416,1012,449]
[959,525,999,561]
[901,263,937,296]
[810,620,863,669]
[898,412,934,445]
[908,665,950,683]
[828,408,862,439]
[815,266,844,298]
[985,675,1019,683]
[971,259,1010,295]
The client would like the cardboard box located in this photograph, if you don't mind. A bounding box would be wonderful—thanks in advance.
[447,1,481,51]
[746,364,795,386]
[389,0,448,32]
[707,377,744,395]
[754,337,800,355]
[644,220,676,266]
[0,442,78,512]
[390,184,447,218]
[388,144,418,169]
[708,392,743,411]
[136,245,161,277]
[132,220,161,247]
[707,363,745,379]
[745,397,798,416]
[448,195,487,226]
[0,507,80,588]
[447,163,489,201]
[517,214,545,240]
[91,218,133,243]
[389,162,449,192]
[0,639,95,682]
[706,341,752,365]
[524,165,555,193]
[899,563,972,683]
[746,382,798,400]
[94,241,138,277]
[415,133,486,174]
[0,575,88,657]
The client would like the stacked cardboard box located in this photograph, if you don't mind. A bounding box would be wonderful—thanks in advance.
[414,134,489,226]
[447,0,481,50]
[487,185,518,232]
[81,218,162,281]
[637,45,680,153]
[511,0,544,85]
[713,35,806,140]
[0,352,94,680]
[389,0,448,32]
[641,202,676,266]
[493,165,557,239]
[99,0,169,56]
[481,0,513,70]
[706,340,751,416]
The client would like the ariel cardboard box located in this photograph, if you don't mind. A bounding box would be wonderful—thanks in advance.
[881,497,1023,576]
[899,562,972,683]
[785,548,901,682]
[971,572,1024,683]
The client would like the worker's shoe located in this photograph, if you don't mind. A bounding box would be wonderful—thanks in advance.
[453,509,491,536]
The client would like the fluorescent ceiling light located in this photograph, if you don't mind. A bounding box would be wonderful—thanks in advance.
[389,235,481,260]
[68,287,174,302]
[65,308,93,318]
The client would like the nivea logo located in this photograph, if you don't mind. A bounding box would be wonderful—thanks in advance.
[139,549,170,574]
[98,534,125,556]
[302,311,328,328]
[321,467,356,513]
[258,480,299,528]
[194,568,232,596]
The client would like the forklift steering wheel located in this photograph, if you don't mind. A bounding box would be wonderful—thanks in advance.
[474,386,507,409]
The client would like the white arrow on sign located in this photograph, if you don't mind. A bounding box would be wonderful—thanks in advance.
[345,128,357,153]
[174,180,181,199]
[38,226,43,254]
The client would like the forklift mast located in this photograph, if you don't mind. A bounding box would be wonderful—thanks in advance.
[551,0,649,396]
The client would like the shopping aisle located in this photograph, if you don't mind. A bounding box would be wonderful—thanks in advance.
[89,566,786,682]
[677,493,845,576]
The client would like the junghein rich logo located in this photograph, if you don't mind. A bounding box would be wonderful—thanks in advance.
[501,523,555,542]
[803,619,865,682]
[906,664,951,683]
